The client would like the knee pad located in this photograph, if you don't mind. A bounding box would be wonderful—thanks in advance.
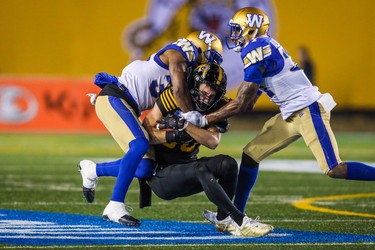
[195,163,214,183]
[220,155,238,175]
[195,162,208,175]
[241,153,259,169]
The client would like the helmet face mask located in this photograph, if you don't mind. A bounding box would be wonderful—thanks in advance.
[188,63,227,112]
[225,7,270,52]
[203,49,223,65]
[225,22,246,52]
[195,83,218,111]
[186,31,223,64]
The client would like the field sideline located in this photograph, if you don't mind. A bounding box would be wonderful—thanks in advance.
[0,132,374,249]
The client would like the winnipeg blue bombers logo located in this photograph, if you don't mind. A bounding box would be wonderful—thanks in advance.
[247,14,264,28]
[243,45,271,68]
[198,31,217,45]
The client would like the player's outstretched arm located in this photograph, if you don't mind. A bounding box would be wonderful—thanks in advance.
[206,80,260,124]
[179,81,260,127]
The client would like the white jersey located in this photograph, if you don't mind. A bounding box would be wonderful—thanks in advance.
[117,38,199,112]
[118,56,170,112]
[242,36,325,119]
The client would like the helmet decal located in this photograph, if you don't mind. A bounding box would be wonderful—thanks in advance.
[198,31,218,46]
[246,14,264,28]
[187,30,223,64]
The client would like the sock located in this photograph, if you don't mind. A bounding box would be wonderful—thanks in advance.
[111,138,149,202]
[234,164,259,213]
[346,162,375,181]
[96,159,122,177]
[97,158,156,178]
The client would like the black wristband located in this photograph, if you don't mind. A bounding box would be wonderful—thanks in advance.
[166,131,176,143]
[166,130,192,143]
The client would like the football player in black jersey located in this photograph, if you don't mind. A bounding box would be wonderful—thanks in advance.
[142,63,273,237]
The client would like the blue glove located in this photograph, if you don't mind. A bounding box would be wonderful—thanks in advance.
[94,72,118,88]
[180,111,208,128]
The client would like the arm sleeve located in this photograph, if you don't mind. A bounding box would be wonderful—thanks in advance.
[156,88,179,116]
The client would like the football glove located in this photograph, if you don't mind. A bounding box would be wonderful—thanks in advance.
[157,114,188,131]
[86,93,97,105]
[166,130,193,143]
[180,111,208,128]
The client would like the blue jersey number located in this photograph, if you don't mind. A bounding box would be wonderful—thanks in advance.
[149,76,171,98]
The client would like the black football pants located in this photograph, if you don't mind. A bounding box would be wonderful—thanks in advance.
[148,154,244,222]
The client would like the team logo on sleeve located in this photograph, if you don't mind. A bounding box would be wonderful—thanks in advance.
[173,38,195,62]
[243,45,271,68]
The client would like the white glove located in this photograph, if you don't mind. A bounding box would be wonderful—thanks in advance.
[180,111,208,128]
[86,93,97,105]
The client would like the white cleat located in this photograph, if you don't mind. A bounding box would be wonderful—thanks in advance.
[102,201,141,227]
[203,210,217,224]
[78,160,98,203]
[203,209,274,237]
[203,210,232,232]
[227,215,274,237]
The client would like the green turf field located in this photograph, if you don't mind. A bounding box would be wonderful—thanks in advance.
[1,132,374,249]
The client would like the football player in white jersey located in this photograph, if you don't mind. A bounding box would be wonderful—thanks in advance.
[77,30,223,227]
[180,7,375,225]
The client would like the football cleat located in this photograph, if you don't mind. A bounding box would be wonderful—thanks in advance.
[227,215,274,237]
[203,210,274,237]
[78,160,98,203]
[203,209,217,224]
[203,210,231,232]
[102,201,141,227]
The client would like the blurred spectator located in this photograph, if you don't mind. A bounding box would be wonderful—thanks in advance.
[297,46,315,85]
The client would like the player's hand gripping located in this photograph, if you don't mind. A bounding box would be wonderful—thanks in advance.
[157,114,188,131]
[180,111,208,128]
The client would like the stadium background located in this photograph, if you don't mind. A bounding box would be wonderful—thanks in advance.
[1,0,375,133]
[1,1,374,248]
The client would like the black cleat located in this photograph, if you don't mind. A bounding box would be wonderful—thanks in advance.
[77,160,98,203]
[82,186,95,203]
[102,214,141,227]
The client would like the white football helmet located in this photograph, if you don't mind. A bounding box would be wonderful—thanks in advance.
[186,30,223,64]
[225,7,270,53]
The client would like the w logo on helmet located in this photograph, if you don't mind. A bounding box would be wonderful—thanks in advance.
[198,31,217,45]
[246,14,264,28]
